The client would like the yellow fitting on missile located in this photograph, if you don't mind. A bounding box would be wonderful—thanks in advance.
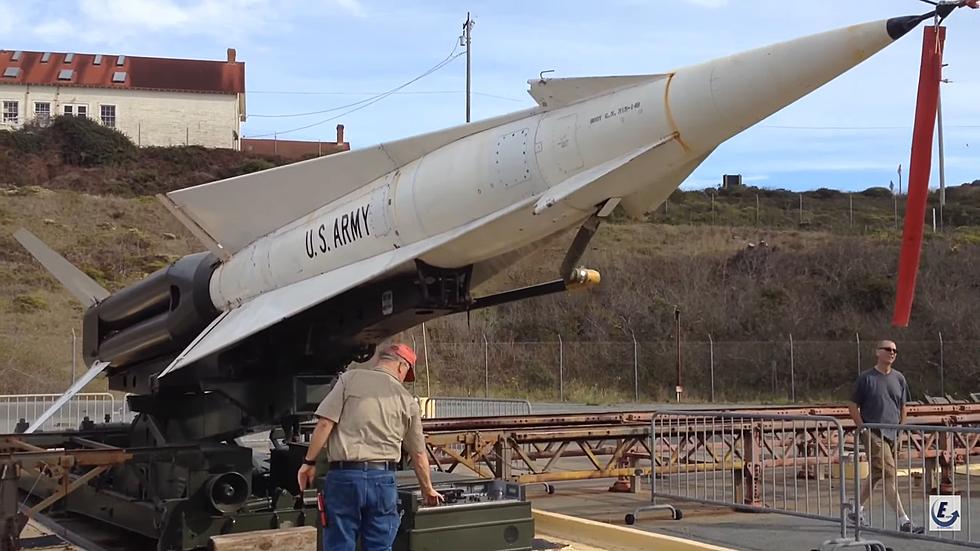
[566,267,601,290]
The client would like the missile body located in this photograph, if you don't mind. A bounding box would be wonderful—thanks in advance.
[208,18,910,310]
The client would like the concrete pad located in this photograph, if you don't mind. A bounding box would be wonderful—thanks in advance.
[534,510,735,551]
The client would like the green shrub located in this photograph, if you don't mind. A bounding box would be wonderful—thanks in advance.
[861,186,892,198]
[0,124,48,154]
[51,115,136,167]
[810,188,842,199]
[226,158,277,177]
[847,273,892,313]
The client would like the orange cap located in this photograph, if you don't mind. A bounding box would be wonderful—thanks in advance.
[385,343,417,382]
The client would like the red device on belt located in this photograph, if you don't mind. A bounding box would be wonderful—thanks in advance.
[317,492,327,527]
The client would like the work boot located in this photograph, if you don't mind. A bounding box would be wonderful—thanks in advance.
[900,521,925,534]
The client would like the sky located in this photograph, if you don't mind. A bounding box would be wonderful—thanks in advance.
[4,0,978,192]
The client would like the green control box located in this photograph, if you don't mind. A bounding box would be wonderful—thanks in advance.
[394,474,533,551]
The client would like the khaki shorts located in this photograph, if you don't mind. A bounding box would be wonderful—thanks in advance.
[865,432,897,482]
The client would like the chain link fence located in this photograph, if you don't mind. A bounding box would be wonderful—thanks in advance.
[412,335,980,404]
[5,328,977,404]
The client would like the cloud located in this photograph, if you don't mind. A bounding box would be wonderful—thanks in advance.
[70,0,284,45]
[33,19,76,41]
[19,0,369,48]
[0,0,19,35]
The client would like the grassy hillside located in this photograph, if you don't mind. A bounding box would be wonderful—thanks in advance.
[2,118,978,402]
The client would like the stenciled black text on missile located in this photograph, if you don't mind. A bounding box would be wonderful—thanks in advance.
[303,204,371,259]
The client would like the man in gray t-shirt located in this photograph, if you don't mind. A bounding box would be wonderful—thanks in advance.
[847,340,922,534]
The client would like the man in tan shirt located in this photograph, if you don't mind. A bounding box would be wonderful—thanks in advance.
[297,343,442,551]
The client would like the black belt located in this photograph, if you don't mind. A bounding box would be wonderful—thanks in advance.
[328,461,398,471]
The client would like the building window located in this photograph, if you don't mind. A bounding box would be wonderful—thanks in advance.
[100,105,116,128]
[34,102,51,126]
[2,101,18,124]
[63,104,87,118]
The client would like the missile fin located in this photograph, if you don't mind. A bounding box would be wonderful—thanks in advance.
[13,228,110,307]
[527,74,666,108]
[533,133,678,215]
[620,151,713,217]
[26,360,110,433]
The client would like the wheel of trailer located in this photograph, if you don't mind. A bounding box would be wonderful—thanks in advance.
[672,509,683,520]
[624,513,636,525]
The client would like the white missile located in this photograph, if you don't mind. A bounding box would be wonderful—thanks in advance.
[19,14,931,385]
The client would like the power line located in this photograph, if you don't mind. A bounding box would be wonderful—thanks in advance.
[245,40,465,138]
[247,90,523,102]
[248,91,522,119]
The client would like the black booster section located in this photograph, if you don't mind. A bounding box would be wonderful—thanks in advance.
[83,252,220,368]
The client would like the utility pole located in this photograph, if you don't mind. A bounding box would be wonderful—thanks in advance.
[938,65,950,231]
[462,13,474,123]
[898,164,902,196]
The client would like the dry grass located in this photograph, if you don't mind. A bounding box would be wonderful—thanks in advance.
[0,187,196,392]
[3,185,980,402]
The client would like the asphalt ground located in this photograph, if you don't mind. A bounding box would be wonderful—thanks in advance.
[529,476,977,551]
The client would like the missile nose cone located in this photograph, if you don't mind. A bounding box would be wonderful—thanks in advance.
[886,14,931,40]
[665,18,908,153]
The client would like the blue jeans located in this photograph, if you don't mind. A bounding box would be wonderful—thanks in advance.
[324,469,399,551]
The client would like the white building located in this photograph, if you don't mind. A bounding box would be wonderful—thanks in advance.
[0,49,245,149]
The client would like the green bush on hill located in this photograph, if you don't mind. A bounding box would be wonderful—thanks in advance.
[50,115,137,167]
[861,186,892,198]
[0,122,48,154]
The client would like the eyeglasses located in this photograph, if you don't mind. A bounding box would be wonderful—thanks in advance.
[878,347,897,353]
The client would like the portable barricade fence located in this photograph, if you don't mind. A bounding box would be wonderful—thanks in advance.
[0,393,125,433]
[417,396,532,419]
[629,412,894,551]
[853,423,980,548]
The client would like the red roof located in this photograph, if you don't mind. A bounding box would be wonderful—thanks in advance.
[0,49,244,95]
